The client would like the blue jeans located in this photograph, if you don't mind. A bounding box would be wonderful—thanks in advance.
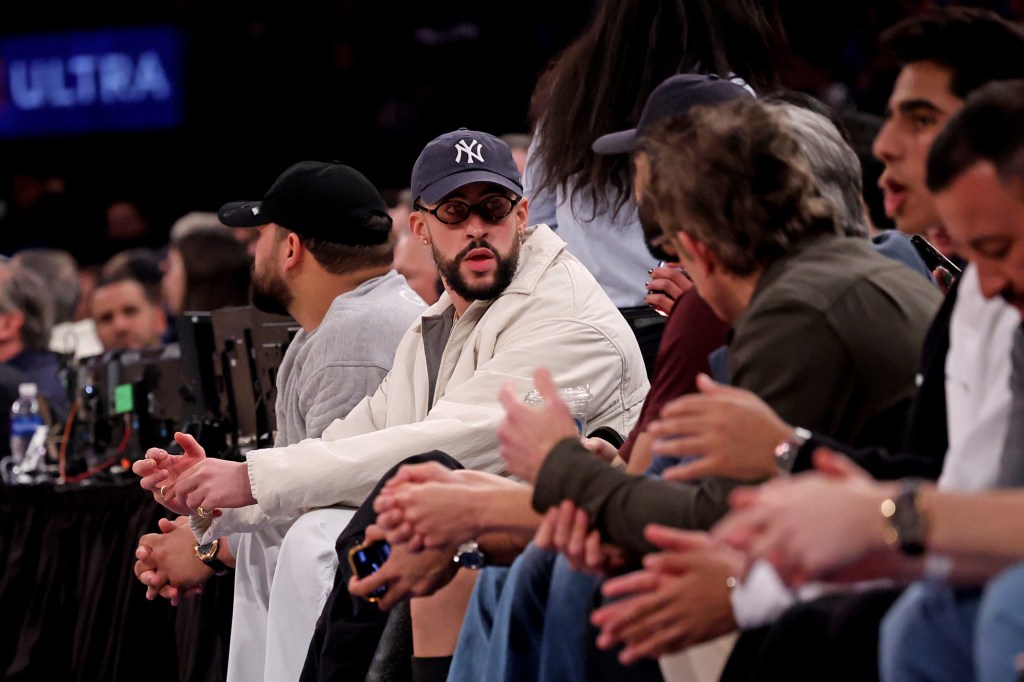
[880,562,1024,682]
[538,556,603,681]
[447,544,604,681]
[976,563,1024,682]
[448,544,557,681]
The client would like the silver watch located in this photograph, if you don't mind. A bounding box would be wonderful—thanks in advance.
[773,427,811,474]
[453,541,485,570]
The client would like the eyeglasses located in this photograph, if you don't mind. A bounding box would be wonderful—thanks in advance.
[414,195,521,225]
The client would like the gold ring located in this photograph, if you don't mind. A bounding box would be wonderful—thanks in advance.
[159,485,167,500]
[196,506,209,519]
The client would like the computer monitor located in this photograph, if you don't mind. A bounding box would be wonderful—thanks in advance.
[251,312,301,438]
[210,306,297,454]
[176,310,220,423]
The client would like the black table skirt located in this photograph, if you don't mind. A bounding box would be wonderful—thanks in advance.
[0,480,232,682]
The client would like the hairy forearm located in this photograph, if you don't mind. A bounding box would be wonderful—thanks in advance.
[848,485,1024,584]
[458,484,540,567]
[478,531,534,566]
[923,488,1024,560]
[476,484,543,538]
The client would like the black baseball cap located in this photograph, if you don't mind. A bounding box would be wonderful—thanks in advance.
[411,128,523,205]
[592,74,753,155]
[218,161,390,246]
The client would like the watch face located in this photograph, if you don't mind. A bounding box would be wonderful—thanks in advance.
[892,481,926,556]
[893,502,925,555]
[456,550,485,570]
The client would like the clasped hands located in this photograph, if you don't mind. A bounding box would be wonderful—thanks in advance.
[349,463,504,609]
[133,516,212,605]
[131,431,255,518]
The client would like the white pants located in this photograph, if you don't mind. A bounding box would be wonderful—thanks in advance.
[226,507,356,682]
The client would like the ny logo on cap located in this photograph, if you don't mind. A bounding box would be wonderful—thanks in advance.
[454,139,484,164]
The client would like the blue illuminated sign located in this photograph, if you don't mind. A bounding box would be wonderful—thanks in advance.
[0,26,184,138]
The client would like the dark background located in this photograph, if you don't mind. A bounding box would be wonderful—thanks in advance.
[1,0,1022,263]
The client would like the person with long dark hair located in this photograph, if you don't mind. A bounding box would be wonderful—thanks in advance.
[524,0,788,378]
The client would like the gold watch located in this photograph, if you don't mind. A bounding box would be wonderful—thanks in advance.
[194,538,231,575]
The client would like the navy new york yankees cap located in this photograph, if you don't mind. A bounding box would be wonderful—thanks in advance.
[218,161,390,246]
[411,128,523,205]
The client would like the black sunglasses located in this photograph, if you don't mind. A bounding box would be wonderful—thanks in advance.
[414,195,521,225]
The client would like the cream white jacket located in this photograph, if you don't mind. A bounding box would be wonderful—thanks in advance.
[199,224,648,541]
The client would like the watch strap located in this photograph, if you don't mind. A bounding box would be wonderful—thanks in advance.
[881,478,927,556]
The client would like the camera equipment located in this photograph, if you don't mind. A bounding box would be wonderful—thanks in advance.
[60,306,299,484]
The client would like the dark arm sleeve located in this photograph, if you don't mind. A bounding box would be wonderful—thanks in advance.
[531,438,745,554]
[790,432,944,481]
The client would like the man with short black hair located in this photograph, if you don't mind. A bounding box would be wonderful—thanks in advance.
[90,271,168,351]
[132,160,426,682]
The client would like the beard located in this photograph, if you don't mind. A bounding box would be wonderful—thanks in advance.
[432,236,521,302]
[249,263,292,316]
[639,199,674,261]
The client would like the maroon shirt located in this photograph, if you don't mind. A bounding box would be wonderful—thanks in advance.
[620,289,729,461]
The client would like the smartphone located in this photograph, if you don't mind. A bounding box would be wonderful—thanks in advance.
[347,539,391,602]
[910,234,962,279]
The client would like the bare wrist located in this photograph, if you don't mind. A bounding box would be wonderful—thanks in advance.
[466,486,488,538]
[476,485,533,537]
[237,461,256,505]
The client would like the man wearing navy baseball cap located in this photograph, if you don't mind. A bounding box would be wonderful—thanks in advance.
[132,131,648,680]
[408,128,528,306]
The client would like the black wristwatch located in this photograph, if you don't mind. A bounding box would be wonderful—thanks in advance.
[881,478,927,556]
[453,541,486,570]
[773,427,811,474]
[194,538,231,575]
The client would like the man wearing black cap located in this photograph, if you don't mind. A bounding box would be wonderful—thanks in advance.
[136,134,647,678]
[132,160,426,682]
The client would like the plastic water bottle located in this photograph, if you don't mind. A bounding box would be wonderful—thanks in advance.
[10,383,43,464]
[523,385,592,436]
